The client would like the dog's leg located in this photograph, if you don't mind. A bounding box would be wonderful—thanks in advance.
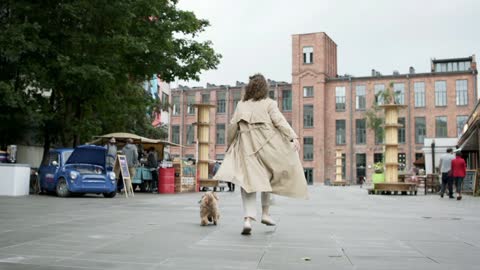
[200,217,208,226]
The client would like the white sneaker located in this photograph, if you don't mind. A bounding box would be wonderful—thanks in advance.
[241,219,252,235]
[261,215,276,226]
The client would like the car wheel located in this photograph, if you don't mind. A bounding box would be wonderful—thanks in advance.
[56,178,71,197]
[103,192,116,198]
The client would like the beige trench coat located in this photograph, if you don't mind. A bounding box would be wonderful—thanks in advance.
[213,99,308,199]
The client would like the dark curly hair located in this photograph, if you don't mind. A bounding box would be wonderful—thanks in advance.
[243,73,268,101]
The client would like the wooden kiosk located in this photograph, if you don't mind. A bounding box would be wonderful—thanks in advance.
[333,149,347,186]
[372,103,416,195]
[193,104,217,191]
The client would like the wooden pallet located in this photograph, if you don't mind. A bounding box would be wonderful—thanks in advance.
[332,181,348,186]
[368,183,417,195]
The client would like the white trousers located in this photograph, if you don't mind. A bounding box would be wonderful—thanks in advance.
[241,188,271,220]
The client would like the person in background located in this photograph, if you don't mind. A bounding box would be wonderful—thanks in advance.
[122,138,139,181]
[438,148,455,199]
[105,137,117,171]
[451,151,467,200]
[146,147,158,193]
[408,163,419,183]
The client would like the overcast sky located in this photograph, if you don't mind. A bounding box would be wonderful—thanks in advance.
[175,0,479,88]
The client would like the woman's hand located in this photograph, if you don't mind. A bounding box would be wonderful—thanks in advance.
[291,138,300,152]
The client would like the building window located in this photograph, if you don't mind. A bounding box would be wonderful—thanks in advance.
[356,119,366,144]
[171,125,180,144]
[161,93,169,110]
[187,94,195,115]
[215,154,224,160]
[303,105,314,128]
[303,46,313,64]
[303,137,314,161]
[435,81,447,106]
[186,125,194,145]
[216,124,225,145]
[336,120,346,145]
[393,83,405,104]
[356,153,366,183]
[172,96,180,115]
[414,82,425,107]
[398,117,406,144]
[268,90,275,99]
[282,90,292,111]
[304,168,314,185]
[335,86,346,111]
[415,117,426,144]
[201,93,210,104]
[457,115,468,137]
[303,86,314,97]
[356,85,366,110]
[398,153,406,171]
[435,116,448,137]
[374,153,383,163]
[342,153,346,179]
[374,84,385,105]
[233,91,241,110]
[216,92,226,113]
[456,79,468,106]
[435,61,471,72]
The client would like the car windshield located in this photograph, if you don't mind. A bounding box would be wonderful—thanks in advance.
[62,151,73,165]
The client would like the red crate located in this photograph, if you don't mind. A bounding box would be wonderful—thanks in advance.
[158,168,175,185]
[159,184,175,194]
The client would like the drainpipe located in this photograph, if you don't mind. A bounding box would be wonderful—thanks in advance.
[431,140,436,174]
[180,88,185,157]
[349,76,354,184]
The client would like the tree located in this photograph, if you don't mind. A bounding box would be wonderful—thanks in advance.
[0,0,221,164]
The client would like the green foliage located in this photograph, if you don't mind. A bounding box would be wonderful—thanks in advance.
[373,162,384,173]
[364,82,398,143]
[0,1,220,157]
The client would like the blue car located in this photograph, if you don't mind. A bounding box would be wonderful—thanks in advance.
[39,145,117,198]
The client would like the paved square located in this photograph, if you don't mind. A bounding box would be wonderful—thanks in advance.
[1,186,479,269]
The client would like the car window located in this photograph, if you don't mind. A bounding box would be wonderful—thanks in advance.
[48,152,59,165]
[62,151,73,165]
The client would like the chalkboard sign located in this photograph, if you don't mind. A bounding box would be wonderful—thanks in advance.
[113,154,130,179]
[463,170,476,193]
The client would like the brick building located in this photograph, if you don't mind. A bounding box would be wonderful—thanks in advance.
[169,32,478,184]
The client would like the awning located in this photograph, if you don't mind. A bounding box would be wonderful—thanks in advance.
[89,132,183,147]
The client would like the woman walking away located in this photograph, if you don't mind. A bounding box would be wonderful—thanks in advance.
[213,74,308,235]
[451,151,466,200]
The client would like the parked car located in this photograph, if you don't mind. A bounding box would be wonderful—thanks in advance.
[39,145,117,198]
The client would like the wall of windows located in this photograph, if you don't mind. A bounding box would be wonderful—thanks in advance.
[216,92,226,113]
[356,119,366,144]
[356,85,366,110]
[435,61,471,72]
[414,82,425,107]
[303,137,314,160]
[435,81,447,106]
[336,120,346,144]
[456,80,468,106]
[435,116,448,137]
[282,90,292,111]
[304,105,314,128]
[335,86,346,111]
[415,117,426,144]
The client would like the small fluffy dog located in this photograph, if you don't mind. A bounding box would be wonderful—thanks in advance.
[199,191,220,226]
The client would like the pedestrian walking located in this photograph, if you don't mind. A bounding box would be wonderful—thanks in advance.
[214,73,308,235]
[439,148,454,198]
[451,151,466,200]
[105,137,117,171]
[146,147,158,193]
